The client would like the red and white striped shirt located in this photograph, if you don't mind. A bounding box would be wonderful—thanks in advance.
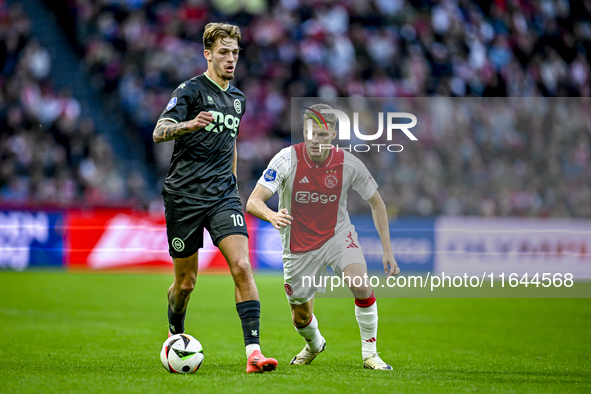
[258,143,377,256]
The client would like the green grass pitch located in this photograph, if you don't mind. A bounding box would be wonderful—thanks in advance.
[0,271,590,393]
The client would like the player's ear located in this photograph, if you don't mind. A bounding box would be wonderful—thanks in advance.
[204,49,212,62]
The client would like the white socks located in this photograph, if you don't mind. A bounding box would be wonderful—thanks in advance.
[294,301,379,359]
[355,302,378,359]
[294,314,324,352]
[245,344,260,358]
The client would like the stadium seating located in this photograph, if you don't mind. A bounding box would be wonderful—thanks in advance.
[0,2,148,206]
[2,0,589,217]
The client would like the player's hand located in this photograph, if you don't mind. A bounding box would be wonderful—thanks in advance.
[383,254,400,278]
[189,111,214,131]
[269,208,292,230]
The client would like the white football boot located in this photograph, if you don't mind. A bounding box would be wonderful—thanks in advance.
[363,353,393,370]
[289,338,326,365]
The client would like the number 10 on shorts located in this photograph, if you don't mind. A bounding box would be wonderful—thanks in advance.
[231,213,244,227]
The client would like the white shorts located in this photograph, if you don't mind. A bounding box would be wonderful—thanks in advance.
[283,226,367,305]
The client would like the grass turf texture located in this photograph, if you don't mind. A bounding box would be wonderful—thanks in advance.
[0,271,590,393]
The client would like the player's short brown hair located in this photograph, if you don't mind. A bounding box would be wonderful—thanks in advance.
[304,104,338,131]
[203,23,241,51]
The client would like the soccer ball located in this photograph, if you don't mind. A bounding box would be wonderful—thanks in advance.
[160,334,204,374]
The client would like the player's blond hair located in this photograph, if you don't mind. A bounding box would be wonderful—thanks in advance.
[203,23,241,51]
[304,104,337,131]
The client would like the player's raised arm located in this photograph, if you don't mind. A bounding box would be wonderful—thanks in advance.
[153,112,214,143]
[367,190,400,278]
[247,184,292,230]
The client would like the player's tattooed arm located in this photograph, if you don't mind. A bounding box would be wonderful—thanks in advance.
[153,111,213,143]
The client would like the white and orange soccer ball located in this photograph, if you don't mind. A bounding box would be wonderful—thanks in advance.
[160,334,204,374]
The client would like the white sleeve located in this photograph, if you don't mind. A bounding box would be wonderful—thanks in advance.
[351,158,378,201]
[257,148,291,194]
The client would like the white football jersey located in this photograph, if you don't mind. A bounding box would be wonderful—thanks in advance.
[258,143,377,257]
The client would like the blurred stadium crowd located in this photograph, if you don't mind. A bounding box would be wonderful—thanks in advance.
[0,1,141,205]
[329,97,591,218]
[1,0,590,217]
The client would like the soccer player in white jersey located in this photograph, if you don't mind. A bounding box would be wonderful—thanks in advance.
[246,103,400,370]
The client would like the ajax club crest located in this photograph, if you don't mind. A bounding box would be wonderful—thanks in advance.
[324,170,338,188]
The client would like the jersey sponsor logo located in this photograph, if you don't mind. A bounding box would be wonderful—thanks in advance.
[234,99,242,114]
[295,191,338,204]
[166,97,177,110]
[264,169,277,181]
[299,176,309,184]
[172,237,185,252]
[325,174,338,188]
[204,110,240,136]
[207,95,213,104]
[284,283,294,296]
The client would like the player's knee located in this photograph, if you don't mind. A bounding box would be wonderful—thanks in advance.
[179,282,195,298]
[177,276,196,298]
[352,285,372,300]
[230,259,252,283]
[292,309,312,328]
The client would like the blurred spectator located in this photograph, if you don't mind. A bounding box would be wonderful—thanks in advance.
[0,1,137,206]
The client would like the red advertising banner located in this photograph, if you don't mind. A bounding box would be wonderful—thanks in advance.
[65,209,257,271]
